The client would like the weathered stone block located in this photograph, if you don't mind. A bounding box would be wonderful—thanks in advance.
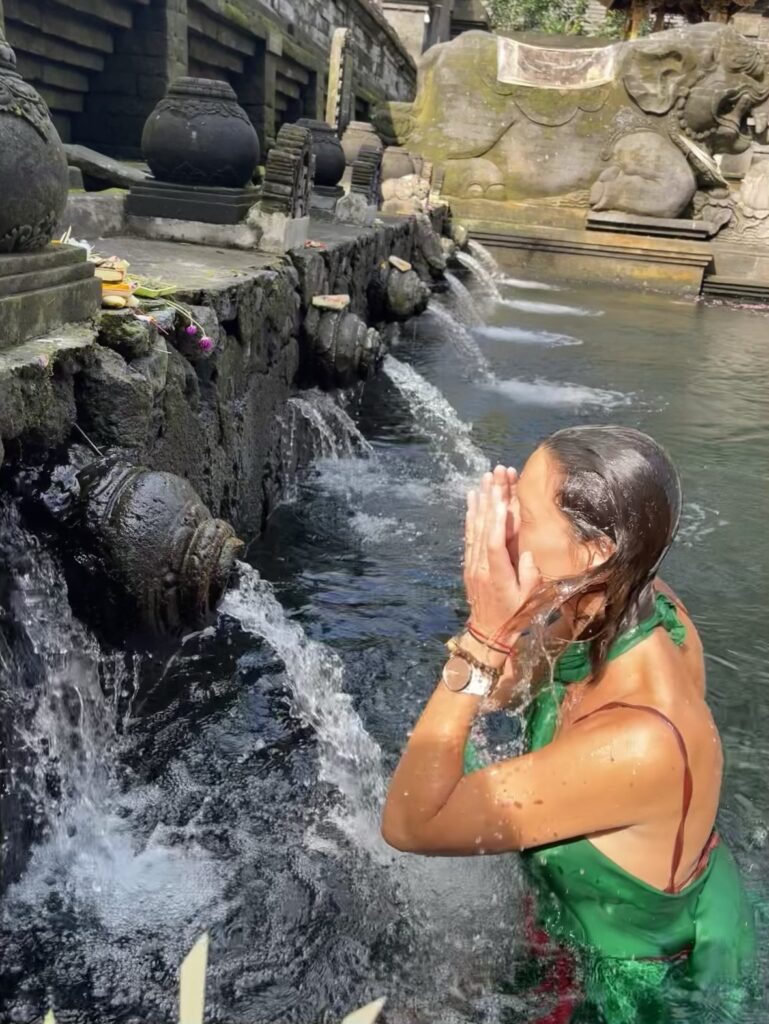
[76,345,153,450]
[97,309,157,359]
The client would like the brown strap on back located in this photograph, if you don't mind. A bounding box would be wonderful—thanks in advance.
[574,700,693,894]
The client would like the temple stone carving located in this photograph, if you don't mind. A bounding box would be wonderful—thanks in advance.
[351,145,384,207]
[302,308,384,388]
[260,123,315,218]
[57,457,243,635]
[248,123,314,251]
[368,260,430,321]
[297,118,346,218]
[0,27,100,346]
[372,25,769,221]
[325,27,354,137]
[128,78,260,225]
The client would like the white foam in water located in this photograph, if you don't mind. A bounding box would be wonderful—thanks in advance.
[676,501,729,548]
[474,325,581,347]
[499,276,561,292]
[428,301,495,380]
[488,376,629,409]
[500,298,602,317]
[384,355,490,476]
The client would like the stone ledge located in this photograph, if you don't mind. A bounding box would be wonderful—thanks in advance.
[464,223,713,294]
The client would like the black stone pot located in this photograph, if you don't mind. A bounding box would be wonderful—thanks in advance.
[296,118,345,188]
[142,77,260,188]
[68,458,243,635]
[0,31,68,252]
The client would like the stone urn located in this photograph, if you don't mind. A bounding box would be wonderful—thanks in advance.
[72,458,243,634]
[141,78,260,188]
[341,120,383,166]
[296,118,345,188]
[0,29,68,252]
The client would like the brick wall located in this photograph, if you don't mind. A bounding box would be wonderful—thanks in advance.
[2,0,416,158]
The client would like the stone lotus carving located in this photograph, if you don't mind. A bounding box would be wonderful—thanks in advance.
[372,25,769,220]
[0,27,68,253]
[260,123,315,218]
[141,78,260,188]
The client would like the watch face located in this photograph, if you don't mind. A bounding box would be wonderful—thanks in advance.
[442,655,472,692]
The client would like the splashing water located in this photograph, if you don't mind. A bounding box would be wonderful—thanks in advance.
[428,302,495,381]
[220,564,386,843]
[444,271,484,327]
[486,376,630,410]
[499,298,602,317]
[474,325,581,347]
[289,390,372,459]
[456,251,502,301]
[467,240,501,280]
[384,355,490,477]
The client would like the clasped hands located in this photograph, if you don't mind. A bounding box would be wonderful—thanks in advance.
[463,465,542,663]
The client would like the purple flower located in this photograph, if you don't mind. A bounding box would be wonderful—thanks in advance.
[198,335,214,353]
[185,323,199,336]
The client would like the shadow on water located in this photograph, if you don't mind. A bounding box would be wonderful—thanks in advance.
[1,247,767,1023]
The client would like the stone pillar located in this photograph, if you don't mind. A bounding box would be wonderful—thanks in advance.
[75,0,189,159]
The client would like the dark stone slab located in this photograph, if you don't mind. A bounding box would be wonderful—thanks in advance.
[0,244,101,350]
[65,143,149,188]
[126,179,259,224]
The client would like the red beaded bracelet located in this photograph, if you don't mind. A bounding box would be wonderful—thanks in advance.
[466,622,516,656]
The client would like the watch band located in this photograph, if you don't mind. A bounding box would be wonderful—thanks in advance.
[463,664,495,697]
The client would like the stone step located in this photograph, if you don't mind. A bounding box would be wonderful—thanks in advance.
[0,246,101,350]
[0,258,95,299]
[701,275,769,301]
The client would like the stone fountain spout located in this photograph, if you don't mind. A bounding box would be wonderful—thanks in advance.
[45,456,243,636]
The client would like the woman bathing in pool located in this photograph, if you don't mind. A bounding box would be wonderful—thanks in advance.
[382,426,754,1022]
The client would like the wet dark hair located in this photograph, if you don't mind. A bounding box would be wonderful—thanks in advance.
[543,425,682,678]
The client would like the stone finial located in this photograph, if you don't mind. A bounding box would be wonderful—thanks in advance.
[0,25,68,252]
[351,145,383,207]
[260,123,315,218]
[325,27,353,135]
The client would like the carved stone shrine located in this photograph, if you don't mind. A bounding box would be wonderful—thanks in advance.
[248,123,314,252]
[0,27,100,348]
[297,117,346,219]
[127,78,260,225]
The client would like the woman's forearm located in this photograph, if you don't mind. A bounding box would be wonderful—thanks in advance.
[382,631,509,849]
[381,681,480,850]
